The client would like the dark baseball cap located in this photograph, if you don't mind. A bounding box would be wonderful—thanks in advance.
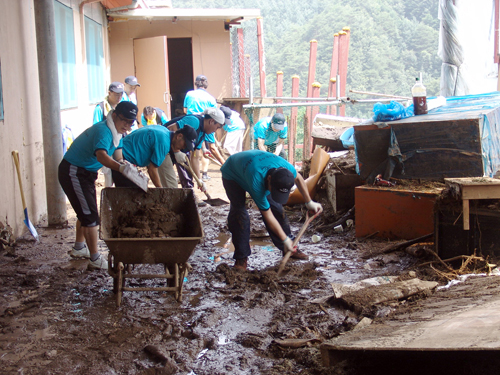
[271,113,286,130]
[178,125,198,152]
[125,76,141,86]
[270,167,295,204]
[219,106,232,126]
[114,101,138,120]
[109,82,124,93]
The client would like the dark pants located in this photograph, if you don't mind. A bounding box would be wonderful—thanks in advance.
[222,178,292,260]
[176,151,194,188]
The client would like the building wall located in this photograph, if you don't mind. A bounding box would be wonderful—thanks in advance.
[0,1,45,237]
[0,0,111,238]
[108,19,232,109]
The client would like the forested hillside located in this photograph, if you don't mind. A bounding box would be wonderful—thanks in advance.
[175,0,441,118]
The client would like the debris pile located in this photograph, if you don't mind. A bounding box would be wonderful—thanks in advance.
[112,207,184,238]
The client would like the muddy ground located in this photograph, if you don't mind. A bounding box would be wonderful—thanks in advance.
[0,165,499,375]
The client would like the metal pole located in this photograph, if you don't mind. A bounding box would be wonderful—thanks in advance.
[276,71,284,114]
[256,17,267,97]
[242,97,407,110]
[248,55,253,104]
[34,0,67,225]
[338,28,350,116]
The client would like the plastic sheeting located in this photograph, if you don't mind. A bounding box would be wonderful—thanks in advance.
[438,0,498,96]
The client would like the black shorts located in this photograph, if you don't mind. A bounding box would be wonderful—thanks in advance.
[58,159,99,227]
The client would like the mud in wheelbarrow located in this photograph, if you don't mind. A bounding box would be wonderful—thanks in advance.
[100,188,203,307]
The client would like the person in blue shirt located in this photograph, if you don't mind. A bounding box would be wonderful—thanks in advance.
[58,101,138,270]
[165,107,225,194]
[220,106,245,155]
[221,150,323,271]
[122,75,140,105]
[183,75,217,115]
[140,106,169,127]
[254,113,288,158]
[93,82,124,124]
[112,125,197,189]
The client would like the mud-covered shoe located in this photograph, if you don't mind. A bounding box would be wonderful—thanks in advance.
[196,197,207,207]
[88,254,108,270]
[202,173,211,181]
[70,244,90,259]
[233,258,248,271]
[290,250,309,260]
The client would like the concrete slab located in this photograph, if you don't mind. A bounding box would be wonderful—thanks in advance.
[321,276,500,374]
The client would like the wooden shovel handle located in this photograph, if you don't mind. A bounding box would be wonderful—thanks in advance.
[183,161,212,200]
[12,151,27,210]
[277,210,321,277]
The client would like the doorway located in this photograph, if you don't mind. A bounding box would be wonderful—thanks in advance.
[167,38,194,117]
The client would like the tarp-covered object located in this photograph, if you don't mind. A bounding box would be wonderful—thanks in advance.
[354,92,500,180]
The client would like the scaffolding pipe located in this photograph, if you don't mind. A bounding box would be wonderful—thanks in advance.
[34,0,67,225]
[243,97,407,110]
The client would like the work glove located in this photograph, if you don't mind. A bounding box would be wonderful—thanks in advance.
[198,181,207,193]
[118,162,127,174]
[174,151,188,165]
[305,200,323,214]
[283,236,295,254]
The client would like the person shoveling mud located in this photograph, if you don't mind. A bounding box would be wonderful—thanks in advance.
[220,150,323,270]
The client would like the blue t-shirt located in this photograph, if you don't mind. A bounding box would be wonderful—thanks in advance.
[221,150,297,211]
[223,111,246,133]
[122,125,171,168]
[177,115,215,149]
[183,89,216,115]
[254,116,288,146]
[140,108,169,126]
[64,121,123,172]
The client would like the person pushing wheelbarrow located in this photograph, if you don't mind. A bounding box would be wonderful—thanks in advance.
[220,150,323,271]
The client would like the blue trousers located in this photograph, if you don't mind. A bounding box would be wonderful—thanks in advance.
[222,178,292,260]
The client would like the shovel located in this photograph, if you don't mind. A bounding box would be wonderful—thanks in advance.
[12,151,39,242]
[277,210,321,277]
[183,161,229,206]
[121,163,149,192]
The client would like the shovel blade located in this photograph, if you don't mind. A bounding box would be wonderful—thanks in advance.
[23,208,39,242]
[204,198,229,207]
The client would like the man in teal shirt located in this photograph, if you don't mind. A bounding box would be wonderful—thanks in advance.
[254,113,288,158]
[112,125,197,188]
[221,150,323,271]
[59,101,137,271]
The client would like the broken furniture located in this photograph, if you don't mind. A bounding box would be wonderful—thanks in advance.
[312,114,361,151]
[100,188,203,307]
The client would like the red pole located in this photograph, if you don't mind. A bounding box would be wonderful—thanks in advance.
[229,42,233,97]
[306,40,318,120]
[276,71,283,114]
[288,74,299,165]
[338,27,350,116]
[256,17,267,97]
[328,33,339,115]
[238,28,246,98]
[309,82,321,154]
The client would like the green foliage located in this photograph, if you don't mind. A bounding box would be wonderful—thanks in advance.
[174,0,441,119]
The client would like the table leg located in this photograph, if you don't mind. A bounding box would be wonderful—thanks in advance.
[463,199,470,230]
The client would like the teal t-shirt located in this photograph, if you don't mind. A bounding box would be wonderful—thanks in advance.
[221,150,297,210]
[123,125,171,167]
[254,116,288,146]
[64,121,123,172]
[183,89,216,115]
[177,115,215,149]
[223,111,246,133]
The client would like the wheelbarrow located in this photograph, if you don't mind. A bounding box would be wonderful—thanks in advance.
[100,188,203,307]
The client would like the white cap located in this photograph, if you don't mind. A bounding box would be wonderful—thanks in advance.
[204,107,225,125]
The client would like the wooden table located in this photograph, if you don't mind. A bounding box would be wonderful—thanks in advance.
[444,177,500,230]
